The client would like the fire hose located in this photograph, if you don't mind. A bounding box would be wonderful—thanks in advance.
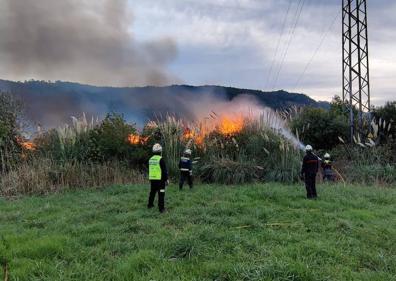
[304,152,346,186]
[332,166,346,186]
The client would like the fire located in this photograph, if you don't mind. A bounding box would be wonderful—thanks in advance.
[183,127,205,145]
[21,141,37,151]
[180,114,245,147]
[128,134,148,145]
[17,137,37,151]
[183,127,195,140]
[218,115,244,135]
[194,134,206,146]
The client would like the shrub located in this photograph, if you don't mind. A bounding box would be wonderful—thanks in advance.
[241,121,302,183]
[35,113,151,167]
[198,157,263,185]
[88,113,137,161]
[290,107,349,150]
[196,116,302,184]
[347,164,396,186]
[372,101,396,139]
[0,158,145,196]
[330,144,396,186]
[0,93,23,172]
[35,114,96,162]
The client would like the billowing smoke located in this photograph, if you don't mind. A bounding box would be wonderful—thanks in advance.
[0,0,177,86]
[0,0,303,148]
[188,94,304,149]
[1,79,304,147]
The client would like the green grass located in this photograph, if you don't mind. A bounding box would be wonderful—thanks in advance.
[1,183,395,281]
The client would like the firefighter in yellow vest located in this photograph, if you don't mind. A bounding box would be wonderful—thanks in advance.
[148,143,168,213]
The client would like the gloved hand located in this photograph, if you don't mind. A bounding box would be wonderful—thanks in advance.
[189,171,193,176]
[166,180,170,186]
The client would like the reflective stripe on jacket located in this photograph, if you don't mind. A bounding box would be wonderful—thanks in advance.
[179,156,192,172]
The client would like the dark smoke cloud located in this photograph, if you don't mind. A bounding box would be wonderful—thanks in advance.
[0,0,178,86]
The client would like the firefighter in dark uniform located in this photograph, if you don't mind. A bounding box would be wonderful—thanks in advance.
[148,143,169,213]
[179,149,193,190]
[301,145,319,199]
[321,153,334,181]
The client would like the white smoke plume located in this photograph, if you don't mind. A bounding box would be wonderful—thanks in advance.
[181,93,305,149]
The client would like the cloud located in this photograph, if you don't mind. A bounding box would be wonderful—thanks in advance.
[0,0,394,105]
[130,0,395,105]
[0,0,178,86]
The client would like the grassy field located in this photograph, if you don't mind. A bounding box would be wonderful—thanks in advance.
[0,183,395,281]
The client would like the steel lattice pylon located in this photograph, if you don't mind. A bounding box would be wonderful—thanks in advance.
[342,0,371,141]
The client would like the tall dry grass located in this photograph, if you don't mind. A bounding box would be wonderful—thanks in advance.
[0,158,145,197]
[149,111,303,184]
[149,116,192,177]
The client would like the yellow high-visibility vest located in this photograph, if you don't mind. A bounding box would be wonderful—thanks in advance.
[149,155,162,180]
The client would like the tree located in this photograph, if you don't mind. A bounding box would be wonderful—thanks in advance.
[0,93,23,172]
[290,105,349,150]
[329,96,349,117]
[87,113,148,164]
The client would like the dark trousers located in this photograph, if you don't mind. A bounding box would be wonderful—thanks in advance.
[179,171,193,190]
[323,169,334,181]
[305,173,317,199]
[148,182,165,212]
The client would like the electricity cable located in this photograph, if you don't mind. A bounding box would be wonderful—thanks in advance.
[264,0,293,90]
[272,0,308,89]
[293,10,340,91]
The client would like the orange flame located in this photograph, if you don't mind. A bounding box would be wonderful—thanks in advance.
[183,127,195,140]
[21,141,37,151]
[128,134,148,145]
[218,115,244,135]
[181,114,245,147]
[17,137,37,151]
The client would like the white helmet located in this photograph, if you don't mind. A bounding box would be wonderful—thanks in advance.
[152,143,162,153]
[324,153,330,159]
[184,149,192,155]
[305,145,313,152]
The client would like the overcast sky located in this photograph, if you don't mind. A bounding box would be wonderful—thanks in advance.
[129,0,395,105]
[1,0,394,105]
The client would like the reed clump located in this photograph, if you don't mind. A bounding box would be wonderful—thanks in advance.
[1,101,395,195]
[152,111,303,185]
[1,113,146,196]
[0,158,145,197]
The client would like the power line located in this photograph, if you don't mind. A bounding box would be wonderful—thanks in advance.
[264,1,292,90]
[272,0,307,90]
[272,0,306,89]
[293,10,340,91]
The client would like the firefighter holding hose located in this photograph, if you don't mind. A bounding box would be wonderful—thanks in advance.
[179,149,193,190]
[148,143,169,213]
[300,145,319,199]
